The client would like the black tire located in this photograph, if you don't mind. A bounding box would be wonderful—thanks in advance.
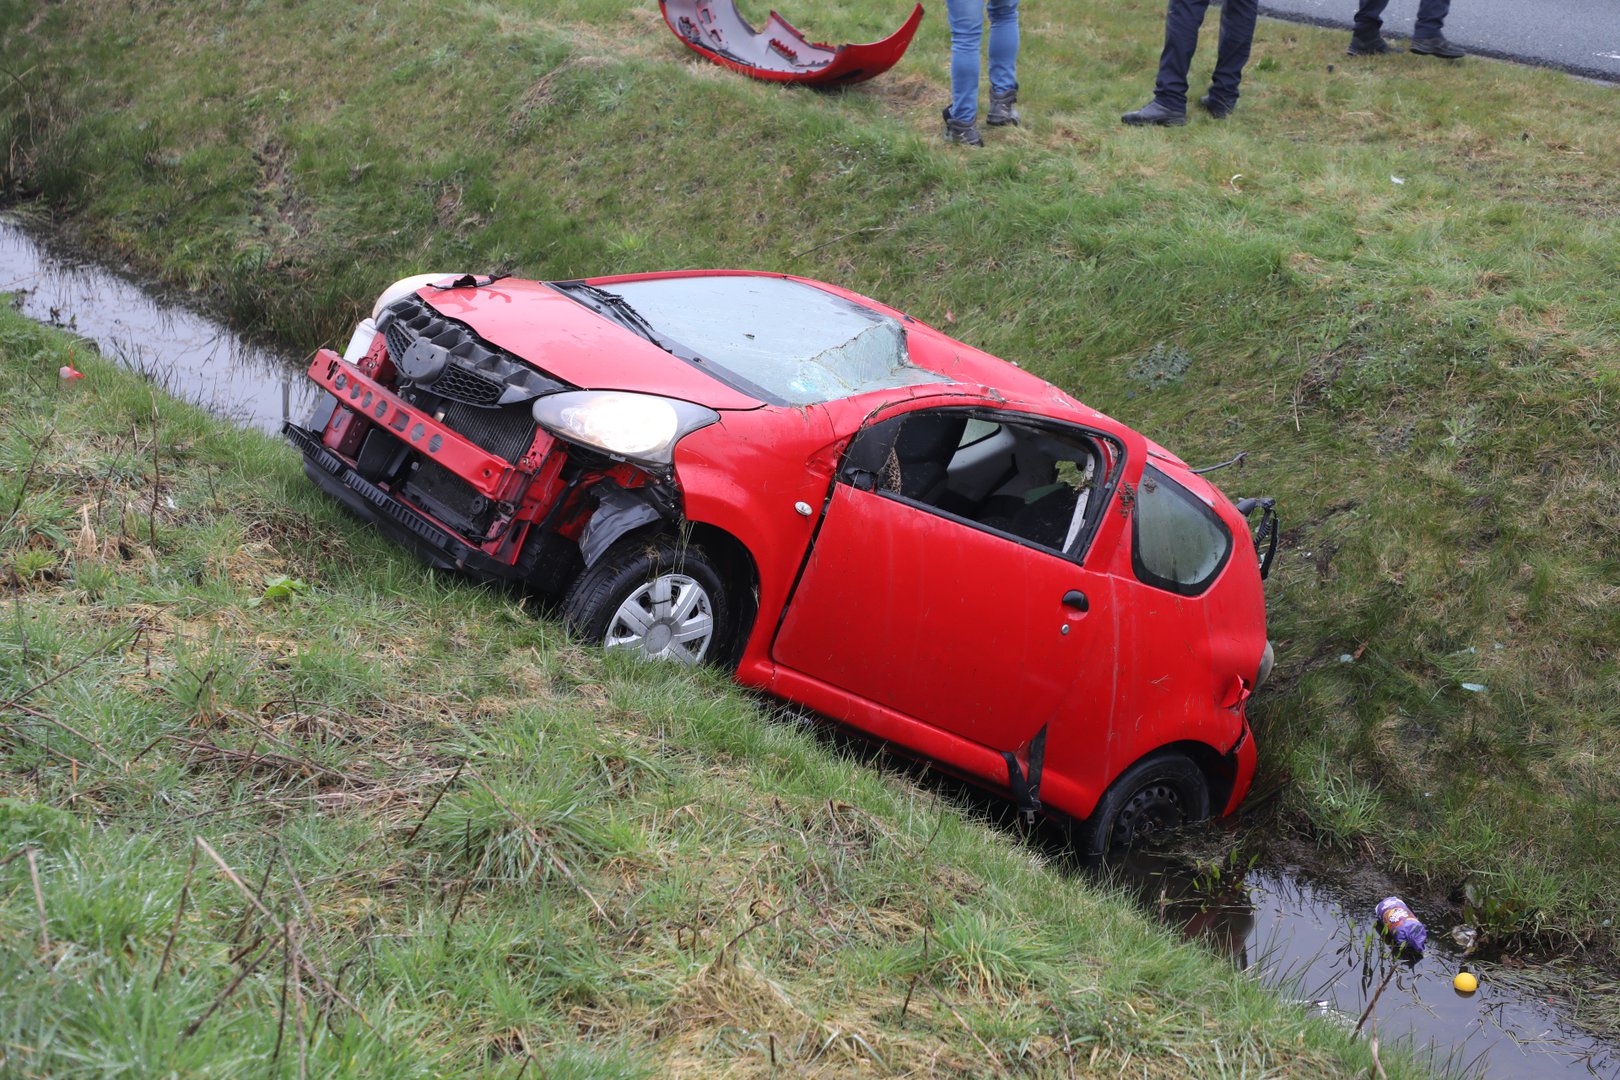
[1079,753,1209,860]
[562,535,732,666]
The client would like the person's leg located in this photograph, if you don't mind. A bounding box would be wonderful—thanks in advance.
[985,0,1019,96]
[1408,0,1461,55]
[945,0,985,124]
[1152,0,1210,112]
[1208,0,1257,108]
[1413,0,1450,39]
[1352,0,1390,40]
[984,0,1020,125]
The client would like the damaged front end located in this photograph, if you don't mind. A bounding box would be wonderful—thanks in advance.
[283,288,703,597]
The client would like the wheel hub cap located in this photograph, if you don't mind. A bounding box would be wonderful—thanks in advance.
[604,572,714,664]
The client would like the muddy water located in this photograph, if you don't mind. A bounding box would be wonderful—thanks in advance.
[3,214,1617,1079]
[1121,845,1619,1078]
[0,217,314,432]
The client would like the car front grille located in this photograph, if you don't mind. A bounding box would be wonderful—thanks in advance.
[431,364,503,406]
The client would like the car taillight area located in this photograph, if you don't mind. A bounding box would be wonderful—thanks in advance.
[283,300,671,593]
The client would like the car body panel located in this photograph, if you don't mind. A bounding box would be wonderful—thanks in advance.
[659,0,924,86]
[670,403,839,681]
[774,477,1120,746]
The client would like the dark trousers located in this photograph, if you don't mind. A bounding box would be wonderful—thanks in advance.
[1354,0,1451,40]
[1152,0,1258,112]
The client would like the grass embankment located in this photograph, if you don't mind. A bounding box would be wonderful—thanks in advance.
[0,314,1410,1073]
[0,0,1617,959]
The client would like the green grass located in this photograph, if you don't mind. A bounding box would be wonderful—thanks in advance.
[0,0,1617,983]
[0,310,1412,1075]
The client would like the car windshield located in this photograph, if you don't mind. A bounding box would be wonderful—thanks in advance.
[597,276,950,406]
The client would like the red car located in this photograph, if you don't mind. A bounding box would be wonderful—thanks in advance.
[285,270,1277,854]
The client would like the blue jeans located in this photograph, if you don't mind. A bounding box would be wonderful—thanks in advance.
[946,0,1019,125]
[1152,0,1257,112]
[1354,0,1451,40]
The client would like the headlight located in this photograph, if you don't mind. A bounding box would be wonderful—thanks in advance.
[532,391,719,468]
[371,272,461,319]
[1255,639,1275,689]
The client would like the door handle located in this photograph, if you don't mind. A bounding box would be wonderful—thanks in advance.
[1062,589,1089,612]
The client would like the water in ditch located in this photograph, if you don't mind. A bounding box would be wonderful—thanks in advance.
[0,215,313,432]
[3,213,1617,1079]
[1116,842,1619,1078]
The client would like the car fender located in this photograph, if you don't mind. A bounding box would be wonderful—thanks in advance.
[672,407,840,681]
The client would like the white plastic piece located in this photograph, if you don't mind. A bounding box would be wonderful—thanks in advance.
[342,317,379,363]
[371,273,460,319]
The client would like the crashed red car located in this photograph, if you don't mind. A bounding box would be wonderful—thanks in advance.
[285,270,1277,854]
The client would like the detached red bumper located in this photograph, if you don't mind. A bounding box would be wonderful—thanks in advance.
[660,1,923,86]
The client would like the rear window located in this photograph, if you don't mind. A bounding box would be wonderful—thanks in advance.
[1132,465,1233,595]
[603,276,949,406]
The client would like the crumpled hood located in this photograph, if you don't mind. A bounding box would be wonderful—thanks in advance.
[418,278,764,411]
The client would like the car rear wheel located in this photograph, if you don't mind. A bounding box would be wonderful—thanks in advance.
[1079,753,1209,859]
[563,536,730,666]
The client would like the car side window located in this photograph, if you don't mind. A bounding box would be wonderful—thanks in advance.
[840,410,1109,560]
[956,418,1000,448]
[1131,464,1233,595]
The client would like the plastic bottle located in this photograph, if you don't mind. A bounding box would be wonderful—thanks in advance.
[1375,896,1428,955]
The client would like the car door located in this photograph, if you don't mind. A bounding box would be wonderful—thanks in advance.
[772,404,1125,755]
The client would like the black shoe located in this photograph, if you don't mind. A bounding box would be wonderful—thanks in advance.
[1121,100,1186,127]
[1346,33,1398,55]
[1410,35,1465,58]
[1198,94,1233,119]
[987,87,1020,126]
[942,106,984,147]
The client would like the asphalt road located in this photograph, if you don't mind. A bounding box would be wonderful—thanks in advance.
[1259,0,1620,83]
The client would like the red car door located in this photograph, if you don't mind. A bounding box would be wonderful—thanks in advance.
[772,406,1123,756]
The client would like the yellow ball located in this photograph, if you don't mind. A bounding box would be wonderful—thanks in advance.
[1454,971,1479,994]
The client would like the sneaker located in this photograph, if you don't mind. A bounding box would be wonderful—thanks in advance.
[1121,100,1187,127]
[1346,33,1397,55]
[987,87,1020,127]
[942,106,984,146]
[1198,94,1233,119]
[1410,35,1465,58]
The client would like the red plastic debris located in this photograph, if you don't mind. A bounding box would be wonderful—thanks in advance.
[59,364,85,381]
[660,0,924,86]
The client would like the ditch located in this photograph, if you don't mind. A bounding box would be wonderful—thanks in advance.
[3,212,1614,1079]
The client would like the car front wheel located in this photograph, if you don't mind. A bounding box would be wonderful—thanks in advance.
[563,536,730,666]
[1079,753,1210,859]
